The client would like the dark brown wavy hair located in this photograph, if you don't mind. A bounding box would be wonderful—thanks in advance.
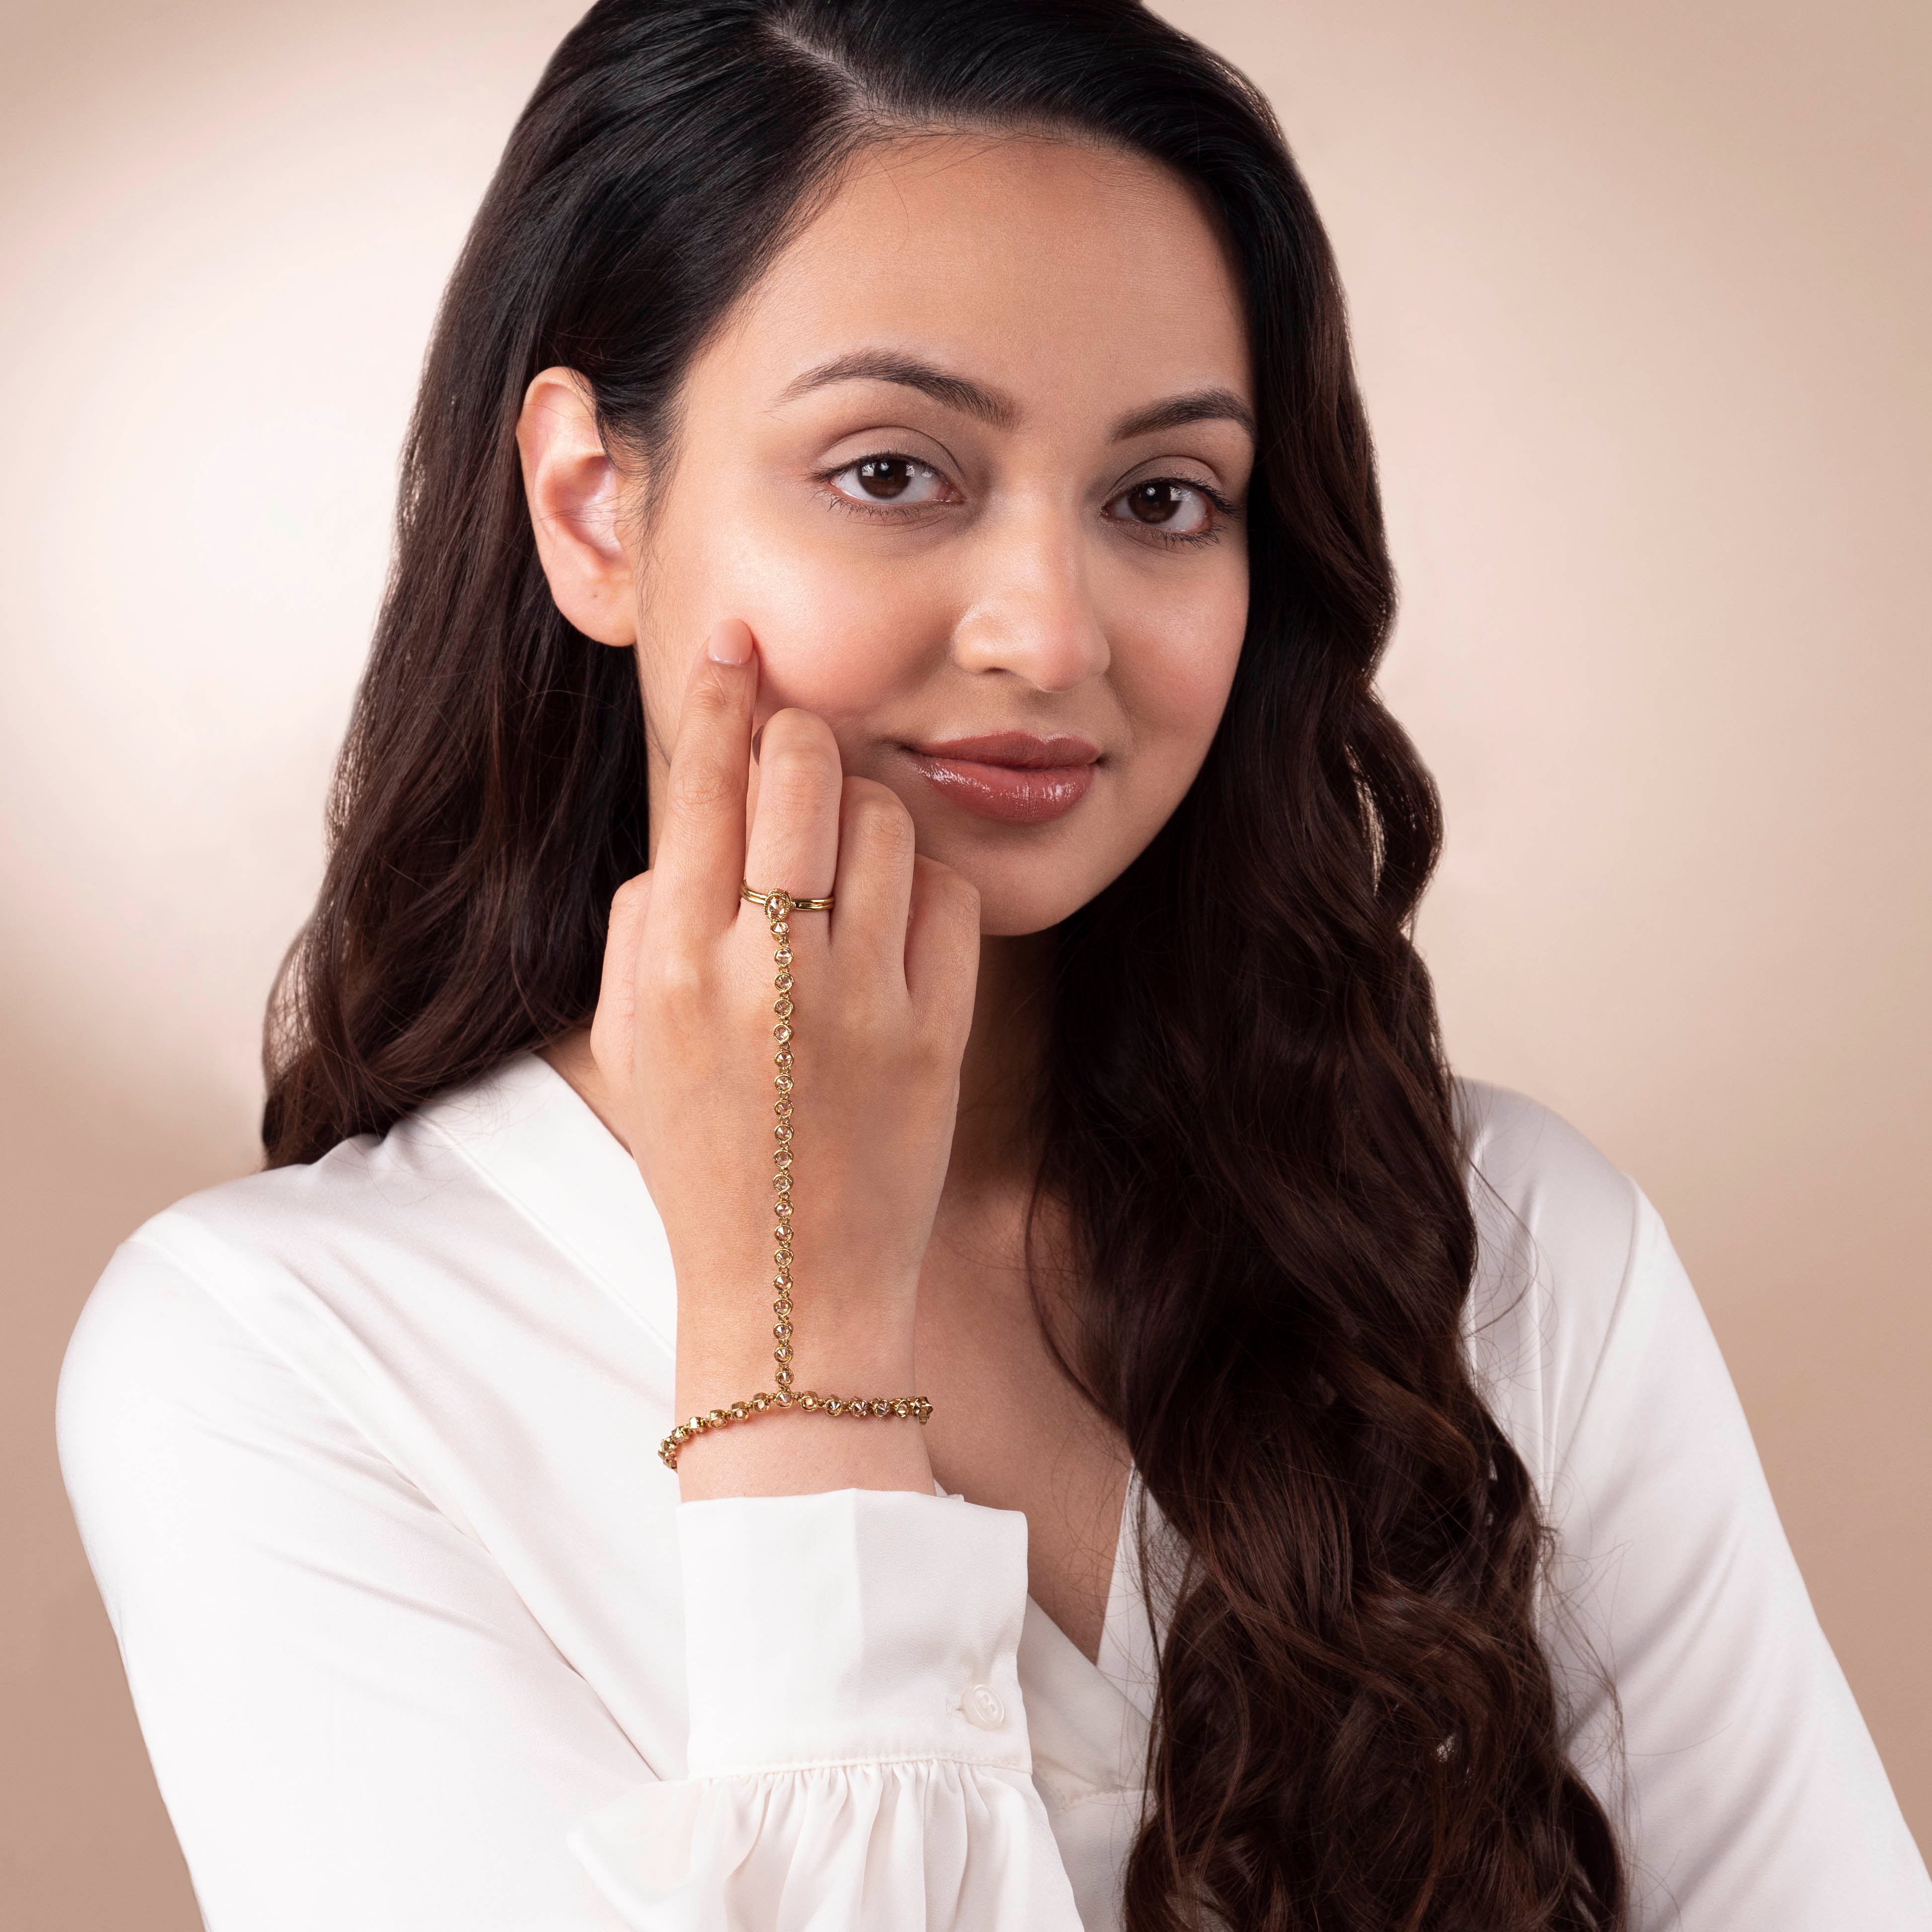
[263,2,1624,1925]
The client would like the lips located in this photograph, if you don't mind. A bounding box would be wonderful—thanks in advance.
[903,732,1101,825]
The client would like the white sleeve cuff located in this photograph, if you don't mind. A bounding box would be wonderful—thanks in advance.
[568,1489,1087,1931]
[676,1488,1033,1775]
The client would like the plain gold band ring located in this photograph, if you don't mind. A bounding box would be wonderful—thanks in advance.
[741,881,835,913]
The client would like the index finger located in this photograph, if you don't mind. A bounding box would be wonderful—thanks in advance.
[649,619,758,937]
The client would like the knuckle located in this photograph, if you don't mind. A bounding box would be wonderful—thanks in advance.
[684,668,736,719]
[939,867,979,912]
[667,758,735,816]
[842,774,900,811]
[849,790,914,856]
[762,746,833,796]
[906,1020,961,1083]
[760,715,842,787]
[919,860,980,924]
[834,979,897,1038]
[646,943,708,1017]
[609,872,651,916]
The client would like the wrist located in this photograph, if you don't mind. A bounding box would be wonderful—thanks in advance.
[670,1272,928,1493]
[674,1267,919,1394]
[674,1399,935,1500]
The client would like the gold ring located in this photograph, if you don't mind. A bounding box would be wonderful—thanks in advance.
[741,881,834,912]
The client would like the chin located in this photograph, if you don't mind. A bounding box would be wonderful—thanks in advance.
[960,867,1115,939]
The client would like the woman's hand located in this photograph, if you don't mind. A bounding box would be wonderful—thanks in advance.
[591,620,980,1499]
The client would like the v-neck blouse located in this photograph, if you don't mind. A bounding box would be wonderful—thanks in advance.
[57,1054,1932,1931]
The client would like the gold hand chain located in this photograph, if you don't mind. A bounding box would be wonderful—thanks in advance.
[657,884,934,1471]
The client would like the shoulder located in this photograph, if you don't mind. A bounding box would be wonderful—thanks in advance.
[1455,1078,1643,1272]
[104,1050,576,1313]
[1452,1079,1681,1493]
[59,1086,485,1439]
[55,1101,481,1589]
[64,1049,652,1367]
[57,1227,371,1620]
[59,1053,663,1558]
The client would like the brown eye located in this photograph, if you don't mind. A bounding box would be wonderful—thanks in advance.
[1126,480,1185,524]
[1108,477,1216,538]
[824,454,957,512]
[856,457,915,498]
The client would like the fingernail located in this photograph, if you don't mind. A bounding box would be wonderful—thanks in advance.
[707,619,754,666]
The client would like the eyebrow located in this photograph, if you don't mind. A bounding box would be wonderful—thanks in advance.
[775,351,1018,428]
[1110,388,1255,442]
[773,350,1254,443]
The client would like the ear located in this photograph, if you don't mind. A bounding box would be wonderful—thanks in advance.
[515,367,638,645]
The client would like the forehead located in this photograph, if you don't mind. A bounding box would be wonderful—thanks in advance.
[713,132,1251,419]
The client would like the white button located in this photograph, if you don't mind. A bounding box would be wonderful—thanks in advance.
[962,1683,1006,1729]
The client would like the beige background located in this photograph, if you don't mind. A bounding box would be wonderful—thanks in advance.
[2,0,1926,1922]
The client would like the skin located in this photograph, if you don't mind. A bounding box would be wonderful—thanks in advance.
[518,132,1253,1660]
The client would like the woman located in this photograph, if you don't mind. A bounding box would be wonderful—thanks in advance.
[56,1,1930,1928]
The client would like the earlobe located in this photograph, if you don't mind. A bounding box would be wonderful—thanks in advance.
[515,366,639,646]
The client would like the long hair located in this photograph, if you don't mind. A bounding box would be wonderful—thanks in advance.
[264,3,1624,1925]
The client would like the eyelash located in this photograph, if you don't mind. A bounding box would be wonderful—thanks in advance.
[812,452,1239,549]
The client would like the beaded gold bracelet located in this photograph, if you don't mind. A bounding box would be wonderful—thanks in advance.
[656,883,934,1471]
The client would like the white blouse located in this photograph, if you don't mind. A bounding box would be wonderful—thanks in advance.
[57,1053,1931,1932]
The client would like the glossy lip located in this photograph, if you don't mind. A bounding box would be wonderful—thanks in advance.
[901,732,1102,826]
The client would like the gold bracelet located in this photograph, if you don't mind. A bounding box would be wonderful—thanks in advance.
[657,883,934,1471]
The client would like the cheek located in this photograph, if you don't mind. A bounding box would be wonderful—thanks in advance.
[643,484,946,727]
[1114,572,1248,782]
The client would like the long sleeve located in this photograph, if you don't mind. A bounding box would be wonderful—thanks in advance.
[61,1223,1093,1932]
[572,1490,1087,1930]
[58,1239,649,1932]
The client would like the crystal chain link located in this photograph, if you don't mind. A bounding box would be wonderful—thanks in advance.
[658,889,933,1470]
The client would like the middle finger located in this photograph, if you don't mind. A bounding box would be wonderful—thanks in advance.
[741,710,843,940]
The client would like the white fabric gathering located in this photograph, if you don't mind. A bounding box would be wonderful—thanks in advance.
[57,1053,1932,1929]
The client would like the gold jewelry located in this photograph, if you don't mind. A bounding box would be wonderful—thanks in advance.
[657,884,933,1471]
[739,882,835,913]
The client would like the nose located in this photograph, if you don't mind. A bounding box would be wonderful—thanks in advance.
[947,500,1111,692]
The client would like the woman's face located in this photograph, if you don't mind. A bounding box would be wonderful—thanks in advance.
[536,133,1254,936]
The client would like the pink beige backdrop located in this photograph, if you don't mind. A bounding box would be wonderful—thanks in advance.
[3,1,1926,1922]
